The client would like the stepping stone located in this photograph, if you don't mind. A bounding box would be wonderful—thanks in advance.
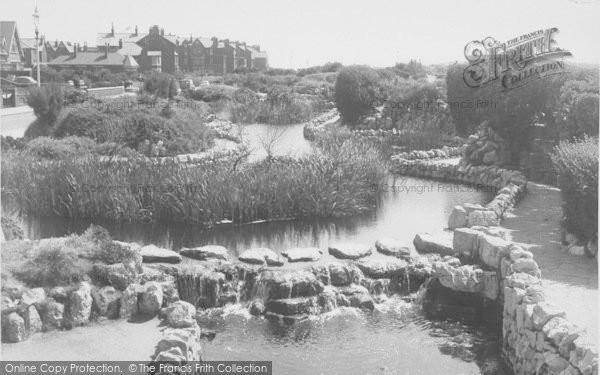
[328,242,372,260]
[374,238,415,259]
[413,233,454,256]
[180,245,229,261]
[266,297,317,315]
[281,247,322,262]
[239,248,284,266]
[355,258,408,278]
[140,245,182,263]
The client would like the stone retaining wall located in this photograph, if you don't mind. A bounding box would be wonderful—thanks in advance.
[421,222,598,375]
[396,147,597,375]
[392,158,527,228]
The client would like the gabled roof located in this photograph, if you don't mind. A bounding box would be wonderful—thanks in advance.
[48,51,131,67]
[117,42,142,56]
[20,38,43,50]
[250,48,268,59]
[0,21,23,58]
[60,41,74,53]
[96,32,147,47]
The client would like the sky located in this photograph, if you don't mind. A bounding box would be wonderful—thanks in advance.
[3,0,599,68]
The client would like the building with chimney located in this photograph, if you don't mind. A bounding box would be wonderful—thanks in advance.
[0,21,24,71]
[96,24,268,75]
[47,43,138,72]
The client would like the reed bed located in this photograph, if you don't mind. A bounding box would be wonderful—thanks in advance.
[1,136,387,225]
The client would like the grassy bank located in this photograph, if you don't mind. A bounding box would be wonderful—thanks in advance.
[1,135,387,225]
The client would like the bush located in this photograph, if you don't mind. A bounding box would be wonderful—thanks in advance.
[81,224,139,265]
[551,136,598,241]
[557,79,599,139]
[1,216,24,241]
[190,85,236,102]
[24,118,52,138]
[143,72,179,99]
[334,66,380,125]
[24,136,97,159]
[26,84,64,127]
[17,244,84,287]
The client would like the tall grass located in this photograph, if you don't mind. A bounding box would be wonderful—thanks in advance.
[1,135,387,225]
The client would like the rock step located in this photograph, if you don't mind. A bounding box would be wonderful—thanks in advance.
[266,297,317,316]
[264,312,309,325]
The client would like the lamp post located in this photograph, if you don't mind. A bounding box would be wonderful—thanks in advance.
[33,5,40,87]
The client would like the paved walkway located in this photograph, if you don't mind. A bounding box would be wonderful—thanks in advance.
[501,182,598,343]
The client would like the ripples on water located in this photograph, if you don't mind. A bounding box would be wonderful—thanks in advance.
[197,297,505,375]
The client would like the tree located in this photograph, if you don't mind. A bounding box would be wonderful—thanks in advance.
[26,83,64,132]
[334,65,380,125]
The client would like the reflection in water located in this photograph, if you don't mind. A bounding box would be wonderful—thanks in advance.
[3,123,503,373]
[15,176,493,265]
[197,297,506,375]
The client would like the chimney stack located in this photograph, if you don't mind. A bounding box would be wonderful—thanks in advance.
[160,28,164,36]
[224,39,230,48]
[135,25,138,36]
[73,44,77,57]
[84,42,88,52]
[211,37,218,49]
[111,22,115,36]
[105,43,108,58]
[118,38,123,49]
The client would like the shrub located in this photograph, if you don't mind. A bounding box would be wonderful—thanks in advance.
[557,79,599,139]
[17,244,84,287]
[334,66,380,125]
[143,72,179,99]
[1,216,24,241]
[24,136,97,159]
[551,136,598,241]
[24,118,52,138]
[81,224,138,265]
[26,84,64,127]
[190,85,236,102]
[0,136,26,151]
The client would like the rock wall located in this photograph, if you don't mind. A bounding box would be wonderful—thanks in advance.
[463,121,510,166]
[302,109,340,141]
[392,158,527,229]
[395,146,597,375]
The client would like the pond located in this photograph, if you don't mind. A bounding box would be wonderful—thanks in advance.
[2,122,505,373]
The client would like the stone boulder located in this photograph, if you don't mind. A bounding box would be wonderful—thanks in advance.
[328,243,372,260]
[139,282,164,316]
[91,286,121,319]
[239,248,284,266]
[140,245,182,264]
[281,247,322,262]
[477,234,511,269]
[413,233,454,256]
[327,263,363,286]
[453,228,480,259]
[41,298,64,330]
[69,282,93,326]
[248,300,265,316]
[23,305,42,336]
[374,238,414,259]
[180,245,229,261]
[49,287,68,303]
[163,301,197,328]
[448,206,468,230]
[20,288,46,308]
[355,258,408,279]
[4,312,25,342]
[266,297,318,316]
[119,284,141,319]
[467,210,500,227]
[156,326,202,361]
[257,270,324,300]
